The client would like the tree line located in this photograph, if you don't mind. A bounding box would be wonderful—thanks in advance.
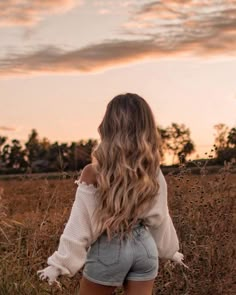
[0,123,235,174]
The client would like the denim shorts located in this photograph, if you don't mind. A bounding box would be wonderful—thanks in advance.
[82,223,158,286]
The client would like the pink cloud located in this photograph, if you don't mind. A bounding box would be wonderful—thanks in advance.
[0,0,83,27]
[0,0,236,77]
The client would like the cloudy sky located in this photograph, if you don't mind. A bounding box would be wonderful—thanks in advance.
[0,0,236,163]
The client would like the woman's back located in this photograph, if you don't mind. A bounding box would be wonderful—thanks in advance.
[37,93,187,294]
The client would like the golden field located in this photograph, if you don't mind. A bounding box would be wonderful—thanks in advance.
[0,165,235,295]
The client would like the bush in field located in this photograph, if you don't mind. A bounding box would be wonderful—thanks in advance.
[216,147,236,165]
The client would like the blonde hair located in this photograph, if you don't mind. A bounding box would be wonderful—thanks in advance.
[91,93,162,240]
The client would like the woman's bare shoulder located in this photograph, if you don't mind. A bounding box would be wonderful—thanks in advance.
[79,163,97,187]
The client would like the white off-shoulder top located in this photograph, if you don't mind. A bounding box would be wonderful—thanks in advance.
[37,169,188,285]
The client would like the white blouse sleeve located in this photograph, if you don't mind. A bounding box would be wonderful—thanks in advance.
[145,169,180,260]
[37,184,94,284]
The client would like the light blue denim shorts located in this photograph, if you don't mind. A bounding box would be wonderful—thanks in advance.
[82,222,158,286]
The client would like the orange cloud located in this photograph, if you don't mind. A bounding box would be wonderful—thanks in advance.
[0,126,16,131]
[0,0,83,27]
[0,41,162,76]
[0,31,235,78]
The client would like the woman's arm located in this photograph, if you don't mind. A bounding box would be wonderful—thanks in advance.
[37,166,95,284]
[146,169,189,268]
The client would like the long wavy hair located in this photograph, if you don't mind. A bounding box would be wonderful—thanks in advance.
[91,93,162,240]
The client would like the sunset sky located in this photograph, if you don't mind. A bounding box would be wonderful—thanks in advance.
[0,0,236,164]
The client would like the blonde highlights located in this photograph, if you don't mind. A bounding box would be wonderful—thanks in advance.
[91,93,162,240]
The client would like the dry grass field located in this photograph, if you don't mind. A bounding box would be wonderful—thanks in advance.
[0,164,235,295]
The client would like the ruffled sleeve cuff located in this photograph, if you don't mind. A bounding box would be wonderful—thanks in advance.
[37,266,61,285]
[171,251,189,269]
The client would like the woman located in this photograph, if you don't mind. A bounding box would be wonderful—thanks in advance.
[37,93,188,295]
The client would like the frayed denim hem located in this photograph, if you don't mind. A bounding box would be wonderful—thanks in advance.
[82,271,123,287]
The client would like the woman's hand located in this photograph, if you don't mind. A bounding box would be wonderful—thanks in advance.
[37,266,61,285]
[171,251,189,269]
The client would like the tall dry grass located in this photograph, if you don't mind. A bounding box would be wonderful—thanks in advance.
[0,160,235,295]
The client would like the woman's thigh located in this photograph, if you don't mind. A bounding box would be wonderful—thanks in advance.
[123,278,155,295]
[79,276,155,295]
[79,276,117,295]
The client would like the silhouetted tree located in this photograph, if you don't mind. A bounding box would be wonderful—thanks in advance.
[213,125,236,164]
[25,129,42,165]
[1,144,10,169]
[163,123,195,164]
[1,139,27,170]
[178,141,195,164]
[157,126,170,163]
[0,124,203,173]
[0,136,8,168]
[67,142,78,171]
[75,139,97,169]
[0,136,7,149]
[8,139,27,169]
[213,123,229,150]
[214,123,236,165]
[227,127,236,148]
[56,143,69,172]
